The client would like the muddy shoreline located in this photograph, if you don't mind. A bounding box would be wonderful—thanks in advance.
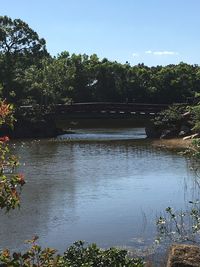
[150,138,192,150]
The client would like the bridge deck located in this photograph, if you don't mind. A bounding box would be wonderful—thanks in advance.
[53,102,169,114]
[17,102,171,118]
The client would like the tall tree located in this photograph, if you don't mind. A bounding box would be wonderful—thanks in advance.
[0,16,47,56]
[0,16,48,102]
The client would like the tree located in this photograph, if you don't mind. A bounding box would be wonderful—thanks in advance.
[0,16,48,102]
[0,16,47,56]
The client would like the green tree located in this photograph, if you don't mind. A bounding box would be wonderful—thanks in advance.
[0,16,48,102]
[0,16,47,56]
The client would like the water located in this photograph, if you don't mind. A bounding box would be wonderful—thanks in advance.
[58,128,145,141]
[0,128,198,256]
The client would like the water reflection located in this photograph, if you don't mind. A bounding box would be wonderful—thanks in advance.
[58,127,146,141]
[0,128,198,254]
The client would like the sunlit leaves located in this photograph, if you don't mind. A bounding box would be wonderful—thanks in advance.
[0,238,144,267]
[0,100,25,211]
[156,203,200,244]
[0,16,47,56]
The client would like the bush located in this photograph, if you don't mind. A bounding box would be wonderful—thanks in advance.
[0,100,25,211]
[0,238,144,267]
[153,104,187,130]
[190,104,200,133]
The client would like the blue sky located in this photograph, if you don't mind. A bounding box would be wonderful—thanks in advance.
[2,0,200,66]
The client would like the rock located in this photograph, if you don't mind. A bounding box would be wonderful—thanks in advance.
[179,125,191,137]
[160,129,179,139]
[167,244,200,267]
[183,133,199,140]
[145,123,161,138]
[13,119,58,138]
[0,118,66,139]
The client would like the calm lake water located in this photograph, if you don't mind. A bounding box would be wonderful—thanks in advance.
[0,128,199,255]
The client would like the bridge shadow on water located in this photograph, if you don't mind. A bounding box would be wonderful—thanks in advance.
[56,116,151,130]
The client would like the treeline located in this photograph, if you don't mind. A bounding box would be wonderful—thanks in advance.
[1,16,200,106]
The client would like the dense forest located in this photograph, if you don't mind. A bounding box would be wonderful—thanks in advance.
[1,16,200,106]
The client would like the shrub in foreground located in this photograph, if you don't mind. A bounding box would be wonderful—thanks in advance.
[0,100,25,211]
[0,238,144,267]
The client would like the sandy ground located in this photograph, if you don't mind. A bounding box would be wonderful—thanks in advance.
[150,138,192,150]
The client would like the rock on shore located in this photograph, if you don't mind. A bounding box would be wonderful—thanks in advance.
[167,244,200,267]
[0,118,66,138]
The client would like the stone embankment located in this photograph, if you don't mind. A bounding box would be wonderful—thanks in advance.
[167,244,200,267]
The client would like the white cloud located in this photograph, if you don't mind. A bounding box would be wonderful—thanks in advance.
[145,50,178,56]
[132,53,139,58]
[153,51,178,56]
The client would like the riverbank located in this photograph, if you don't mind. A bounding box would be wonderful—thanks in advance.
[150,138,192,150]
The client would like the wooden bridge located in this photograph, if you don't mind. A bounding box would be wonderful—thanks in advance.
[18,102,170,118]
[53,102,169,116]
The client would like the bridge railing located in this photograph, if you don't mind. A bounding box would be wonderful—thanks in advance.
[16,102,171,117]
[53,102,169,114]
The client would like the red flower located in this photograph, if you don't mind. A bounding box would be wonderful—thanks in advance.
[17,174,25,186]
[0,136,9,142]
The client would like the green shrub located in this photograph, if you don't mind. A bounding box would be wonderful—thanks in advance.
[0,238,144,267]
[153,104,187,129]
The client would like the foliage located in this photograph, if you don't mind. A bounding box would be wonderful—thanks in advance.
[149,104,189,138]
[9,55,200,106]
[185,138,200,158]
[0,100,25,211]
[0,238,144,267]
[153,104,186,128]
[190,104,200,133]
[1,16,200,105]
[62,240,143,267]
[0,16,47,56]
[156,202,200,245]
[0,16,49,103]
[0,100,15,126]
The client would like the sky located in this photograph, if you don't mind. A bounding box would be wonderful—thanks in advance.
[2,0,200,66]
